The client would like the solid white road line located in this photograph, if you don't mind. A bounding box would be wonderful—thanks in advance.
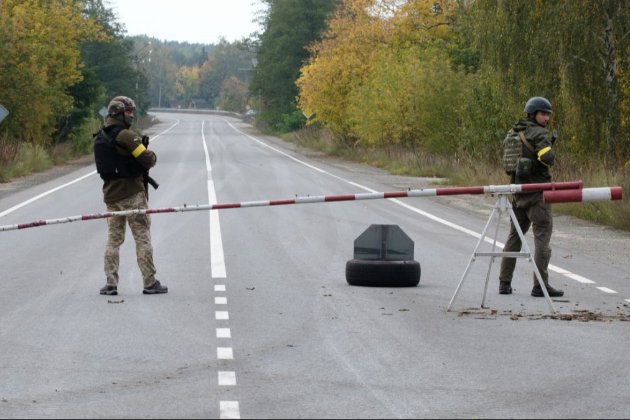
[0,121,180,219]
[202,121,227,278]
[224,119,625,300]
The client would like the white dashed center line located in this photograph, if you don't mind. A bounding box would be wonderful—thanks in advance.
[220,401,241,419]
[217,328,231,338]
[204,121,240,419]
[218,347,234,360]
[219,371,237,386]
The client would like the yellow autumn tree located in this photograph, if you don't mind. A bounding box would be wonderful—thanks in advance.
[0,0,104,143]
[175,66,201,107]
[345,0,463,150]
[296,0,395,140]
[298,0,465,150]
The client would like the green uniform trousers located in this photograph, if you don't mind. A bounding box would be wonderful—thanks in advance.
[499,195,553,287]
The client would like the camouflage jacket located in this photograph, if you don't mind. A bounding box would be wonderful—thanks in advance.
[101,117,156,204]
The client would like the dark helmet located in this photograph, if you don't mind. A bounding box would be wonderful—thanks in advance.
[107,96,136,116]
[524,96,553,114]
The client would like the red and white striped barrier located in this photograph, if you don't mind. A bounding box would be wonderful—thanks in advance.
[0,180,620,233]
[544,186,622,203]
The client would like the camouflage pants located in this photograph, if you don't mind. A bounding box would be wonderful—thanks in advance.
[104,191,156,288]
[499,196,553,287]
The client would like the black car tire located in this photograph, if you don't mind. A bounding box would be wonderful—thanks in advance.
[345,259,421,287]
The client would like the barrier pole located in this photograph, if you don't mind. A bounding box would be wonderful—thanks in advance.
[2,182,620,234]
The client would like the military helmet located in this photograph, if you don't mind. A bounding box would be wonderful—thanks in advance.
[107,96,136,116]
[524,96,553,114]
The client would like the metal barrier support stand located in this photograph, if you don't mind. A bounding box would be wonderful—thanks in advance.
[447,193,557,314]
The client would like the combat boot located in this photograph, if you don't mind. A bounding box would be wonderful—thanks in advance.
[499,282,513,295]
[531,284,564,297]
[100,285,118,295]
[143,280,168,295]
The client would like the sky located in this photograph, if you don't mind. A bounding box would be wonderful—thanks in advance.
[105,0,265,44]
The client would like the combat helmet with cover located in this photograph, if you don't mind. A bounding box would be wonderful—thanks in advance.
[107,96,136,116]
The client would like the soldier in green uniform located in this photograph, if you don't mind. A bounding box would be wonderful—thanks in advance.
[97,96,167,296]
[498,96,564,298]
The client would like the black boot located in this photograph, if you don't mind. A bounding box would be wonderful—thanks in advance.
[100,285,118,295]
[531,284,564,297]
[143,280,168,295]
[499,282,513,295]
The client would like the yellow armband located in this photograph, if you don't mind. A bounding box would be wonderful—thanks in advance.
[131,144,146,158]
[537,146,552,166]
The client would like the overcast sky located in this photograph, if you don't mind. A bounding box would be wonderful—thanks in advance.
[105,0,264,44]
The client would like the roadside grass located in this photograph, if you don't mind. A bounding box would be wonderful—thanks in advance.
[0,115,153,183]
[282,127,630,232]
[0,140,53,182]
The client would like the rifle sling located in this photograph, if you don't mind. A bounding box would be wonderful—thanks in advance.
[518,131,536,154]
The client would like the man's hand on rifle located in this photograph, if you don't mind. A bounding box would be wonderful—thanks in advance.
[139,135,158,191]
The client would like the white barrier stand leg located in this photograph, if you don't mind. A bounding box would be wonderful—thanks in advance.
[480,204,503,308]
[447,194,558,315]
[447,203,500,311]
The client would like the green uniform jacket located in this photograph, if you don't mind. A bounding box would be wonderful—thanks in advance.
[101,117,157,204]
[511,118,555,183]
[511,118,555,206]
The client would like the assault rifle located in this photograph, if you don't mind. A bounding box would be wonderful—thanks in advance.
[141,135,159,196]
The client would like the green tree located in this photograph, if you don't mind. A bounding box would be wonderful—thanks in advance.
[145,44,179,108]
[199,39,256,108]
[250,0,340,131]
[469,0,630,166]
[79,2,148,113]
[216,76,249,112]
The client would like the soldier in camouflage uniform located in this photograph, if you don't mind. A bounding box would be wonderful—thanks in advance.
[98,96,167,296]
[498,97,564,298]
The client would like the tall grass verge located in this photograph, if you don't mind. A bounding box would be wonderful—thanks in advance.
[285,127,629,231]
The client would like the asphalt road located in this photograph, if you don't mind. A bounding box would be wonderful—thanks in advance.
[1,111,629,419]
